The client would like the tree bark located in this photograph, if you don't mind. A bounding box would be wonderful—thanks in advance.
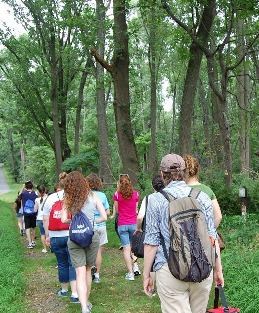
[95,0,113,183]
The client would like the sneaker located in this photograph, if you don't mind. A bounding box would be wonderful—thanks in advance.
[88,302,93,311]
[20,230,24,236]
[119,245,123,250]
[91,266,97,280]
[70,296,80,304]
[125,272,134,281]
[93,276,100,283]
[31,241,36,247]
[57,289,68,297]
[133,263,141,276]
[27,244,33,249]
[42,248,48,253]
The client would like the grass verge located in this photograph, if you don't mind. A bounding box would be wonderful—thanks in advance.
[0,199,26,313]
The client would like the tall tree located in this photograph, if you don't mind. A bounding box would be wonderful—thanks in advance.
[92,0,140,182]
[95,0,113,183]
[162,0,216,154]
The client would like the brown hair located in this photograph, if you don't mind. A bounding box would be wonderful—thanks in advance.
[63,171,91,214]
[87,173,102,191]
[58,172,68,189]
[183,154,200,178]
[118,175,133,199]
[161,171,185,186]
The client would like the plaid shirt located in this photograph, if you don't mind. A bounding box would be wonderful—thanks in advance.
[144,180,217,272]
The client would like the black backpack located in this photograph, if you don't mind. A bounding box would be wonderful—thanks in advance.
[160,188,216,282]
[131,196,148,258]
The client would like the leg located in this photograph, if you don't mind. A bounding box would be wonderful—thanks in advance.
[76,266,88,312]
[123,245,133,273]
[50,237,70,289]
[25,228,32,245]
[189,271,213,313]
[156,264,192,313]
[86,266,92,300]
[95,247,103,276]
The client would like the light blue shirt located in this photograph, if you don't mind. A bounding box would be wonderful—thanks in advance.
[144,180,217,272]
[93,191,109,229]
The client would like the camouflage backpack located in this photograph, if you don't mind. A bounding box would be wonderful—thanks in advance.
[160,188,216,282]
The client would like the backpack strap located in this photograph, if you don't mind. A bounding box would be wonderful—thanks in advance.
[159,189,176,201]
[141,195,148,231]
[214,286,229,311]
[188,187,201,199]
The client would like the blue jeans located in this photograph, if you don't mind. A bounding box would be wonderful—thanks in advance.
[50,236,76,283]
[36,220,45,236]
[117,224,136,246]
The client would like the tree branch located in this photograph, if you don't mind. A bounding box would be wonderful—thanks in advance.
[90,48,113,73]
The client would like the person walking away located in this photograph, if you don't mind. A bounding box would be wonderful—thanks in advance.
[143,153,224,313]
[113,174,140,281]
[86,173,110,283]
[183,154,222,228]
[61,171,107,313]
[14,192,25,236]
[43,173,79,303]
[34,185,48,253]
[21,181,38,249]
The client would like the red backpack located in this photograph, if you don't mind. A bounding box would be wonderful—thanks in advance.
[48,199,70,231]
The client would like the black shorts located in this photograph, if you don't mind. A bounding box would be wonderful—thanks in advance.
[24,214,37,229]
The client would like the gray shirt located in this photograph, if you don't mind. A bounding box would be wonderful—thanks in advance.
[144,180,217,271]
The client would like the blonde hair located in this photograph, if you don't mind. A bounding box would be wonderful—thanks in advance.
[183,154,200,178]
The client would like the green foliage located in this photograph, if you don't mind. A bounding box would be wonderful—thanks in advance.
[61,149,99,175]
[0,200,26,313]
[23,145,56,188]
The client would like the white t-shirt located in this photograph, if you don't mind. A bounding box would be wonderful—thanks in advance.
[138,196,147,219]
[43,190,68,238]
[35,194,48,221]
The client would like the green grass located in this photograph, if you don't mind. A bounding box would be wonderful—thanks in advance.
[0,199,26,313]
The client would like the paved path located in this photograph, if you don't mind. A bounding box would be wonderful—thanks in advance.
[0,164,10,195]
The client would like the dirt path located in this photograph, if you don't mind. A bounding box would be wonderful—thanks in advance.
[22,237,70,313]
[0,164,10,194]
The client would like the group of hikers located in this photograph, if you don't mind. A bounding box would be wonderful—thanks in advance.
[14,153,224,313]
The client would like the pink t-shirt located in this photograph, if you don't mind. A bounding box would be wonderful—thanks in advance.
[113,190,139,226]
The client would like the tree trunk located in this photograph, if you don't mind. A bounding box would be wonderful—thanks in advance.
[96,0,113,183]
[236,18,250,175]
[112,0,140,182]
[177,0,216,154]
[147,1,158,175]
[199,80,213,163]
[74,61,89,155]
[50,32,62,176]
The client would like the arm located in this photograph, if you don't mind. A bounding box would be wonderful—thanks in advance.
[34,200,39,213]
[95,195,107,224]
[43,214,50,246]
[61,207,71,224]
[212,198,222,228]
[214,240,224,286]
[143,244,158,296]
[110,201,118,219]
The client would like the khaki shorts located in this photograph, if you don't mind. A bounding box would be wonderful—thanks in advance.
[67,232,100,268]
[95,226,108,246]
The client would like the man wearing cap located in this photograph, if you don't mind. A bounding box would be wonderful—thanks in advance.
[143,153,224,313]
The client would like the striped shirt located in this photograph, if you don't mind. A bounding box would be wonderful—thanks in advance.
[144,180,217,272]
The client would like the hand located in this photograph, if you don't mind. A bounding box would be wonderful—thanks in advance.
[133,229,142,235]
[45,236,51,247]
[143,274,154,297]
[214,269,224,287]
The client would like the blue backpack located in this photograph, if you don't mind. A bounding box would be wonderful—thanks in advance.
[69,212,94,248]
[23,199,35,215]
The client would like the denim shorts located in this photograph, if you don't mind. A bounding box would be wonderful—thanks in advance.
[37,220,45,236]
[117,224,136,247]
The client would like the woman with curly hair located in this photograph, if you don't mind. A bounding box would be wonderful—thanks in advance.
[112,174,140,281]
[183,154,222,228]
[61,171,107,313]
[43,173,78,303]
[86,173,110,283]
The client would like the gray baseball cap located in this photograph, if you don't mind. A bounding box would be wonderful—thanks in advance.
[160,153,186,172]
